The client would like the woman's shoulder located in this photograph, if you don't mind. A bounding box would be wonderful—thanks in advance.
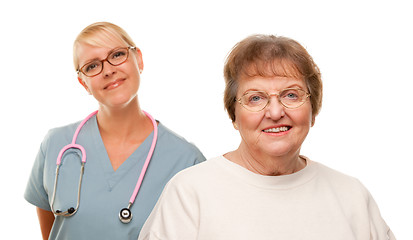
[309,159,358,181]
[312,160,359,181]
[166,156,221,184]
[309,159,369,196]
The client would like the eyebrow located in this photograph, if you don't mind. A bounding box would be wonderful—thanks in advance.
[243,84,307,93]
[82,58,101,66]
[80,47,124,67]
[285,83,307,90]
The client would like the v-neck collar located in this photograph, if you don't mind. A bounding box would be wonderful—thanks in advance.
[89,115,156,190]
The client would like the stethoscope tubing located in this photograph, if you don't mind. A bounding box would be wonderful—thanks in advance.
[56,110,98,165]
[51,110,158,222]
[129,110,158,204]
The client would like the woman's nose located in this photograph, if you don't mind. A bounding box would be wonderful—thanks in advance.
[264,97,285,120]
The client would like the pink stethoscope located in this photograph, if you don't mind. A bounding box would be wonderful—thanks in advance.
[50,110,158,224]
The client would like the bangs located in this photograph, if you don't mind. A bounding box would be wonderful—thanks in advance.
[79,29,128,48]
[241,59,303,80]
[73,22,137,71]
[73,29,130,70]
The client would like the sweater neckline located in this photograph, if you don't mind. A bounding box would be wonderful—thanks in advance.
[214,155,318,190]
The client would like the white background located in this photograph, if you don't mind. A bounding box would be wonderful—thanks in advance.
[1,0,412,238]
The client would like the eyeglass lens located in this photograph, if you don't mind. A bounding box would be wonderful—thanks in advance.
[240,88,308,111]
[80,48,129,77]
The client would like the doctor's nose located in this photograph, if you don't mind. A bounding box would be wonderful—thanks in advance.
[264,97,285,120]
[102,61,117,77]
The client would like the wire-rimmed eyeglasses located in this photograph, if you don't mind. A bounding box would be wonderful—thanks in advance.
[237,88,311,112]
[77,46,136,77]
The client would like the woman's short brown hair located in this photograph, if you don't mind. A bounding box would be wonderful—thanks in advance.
[223,34,322,122]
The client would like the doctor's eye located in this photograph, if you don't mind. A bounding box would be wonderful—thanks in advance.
[107,48,129,66]
[110,49,127,60]
[84,61,102,73]
[112,50,126,58]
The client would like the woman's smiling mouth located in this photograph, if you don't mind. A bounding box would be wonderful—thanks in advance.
[263,126,292,133]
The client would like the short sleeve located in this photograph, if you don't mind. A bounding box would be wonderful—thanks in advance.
[24,136,52,211]
[192,145,206,165]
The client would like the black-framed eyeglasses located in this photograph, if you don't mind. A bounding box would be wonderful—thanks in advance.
[237,88,311,112]
[77,46,136,77]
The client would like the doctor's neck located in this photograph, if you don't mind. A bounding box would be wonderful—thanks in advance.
[96,98,151,135]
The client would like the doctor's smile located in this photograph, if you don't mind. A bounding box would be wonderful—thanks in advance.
[104,78,126,90]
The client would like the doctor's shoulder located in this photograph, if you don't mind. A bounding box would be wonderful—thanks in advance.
[38,120,83,155]
[155,121,206,164]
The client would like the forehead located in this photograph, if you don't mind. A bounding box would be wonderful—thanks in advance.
[75,43,112,66]
[242,59,302,79]
[77,46,126,66]
[238,60,306,91]
[238,75,306,92]
[81,29,127,48]
[75,32,128,65]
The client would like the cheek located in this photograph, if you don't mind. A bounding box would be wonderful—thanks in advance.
[127,55,141,72]
[235,108,263,132]
[79,78,92,91]
[289,106,313,128]
[88,79,100,92]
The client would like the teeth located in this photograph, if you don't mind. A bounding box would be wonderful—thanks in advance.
[263,127,289,133]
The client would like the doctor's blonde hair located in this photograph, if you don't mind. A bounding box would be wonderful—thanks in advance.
[73,22,137,71]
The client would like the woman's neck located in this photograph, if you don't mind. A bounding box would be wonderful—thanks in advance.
[225,144,306,176]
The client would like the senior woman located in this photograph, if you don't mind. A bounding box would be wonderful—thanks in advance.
[24,22,205,240]
[138,35,395,239]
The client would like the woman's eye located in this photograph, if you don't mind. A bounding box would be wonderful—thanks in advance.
[250,95,263,102]
[287,93,298,99]
[282,90,299,100]
[246,93,267,104]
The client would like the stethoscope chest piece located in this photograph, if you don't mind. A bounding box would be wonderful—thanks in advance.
[119,207,132,224]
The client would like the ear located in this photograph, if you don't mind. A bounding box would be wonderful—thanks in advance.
[232,121,239,130]
[311,115,316,127]
[134,48,144,73]
[78,77,91,95]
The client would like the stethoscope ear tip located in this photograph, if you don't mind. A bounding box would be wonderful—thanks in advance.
[119,208,132,224]
[54,207,76,216]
